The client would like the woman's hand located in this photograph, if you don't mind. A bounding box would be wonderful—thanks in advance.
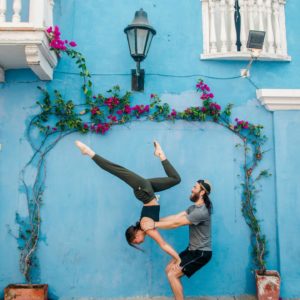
[140,217,155,231]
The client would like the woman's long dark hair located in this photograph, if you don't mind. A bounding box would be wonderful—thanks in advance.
[125,221,144,251]
[203,193,213,215]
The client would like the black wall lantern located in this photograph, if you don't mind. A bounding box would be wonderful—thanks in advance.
[124,9,156,91]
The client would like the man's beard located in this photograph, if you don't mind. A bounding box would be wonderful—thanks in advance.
[190,191,201,202]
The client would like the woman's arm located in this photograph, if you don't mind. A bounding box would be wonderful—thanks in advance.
[146,228,181,265]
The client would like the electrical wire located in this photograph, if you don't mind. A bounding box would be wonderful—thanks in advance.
[0,80,42,84]
[246,77,260,89]
[0,71,260,89]
[54,70,242,80]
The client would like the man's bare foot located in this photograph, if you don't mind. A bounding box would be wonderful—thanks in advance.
[75,140,95,158]
[154,141,166,161]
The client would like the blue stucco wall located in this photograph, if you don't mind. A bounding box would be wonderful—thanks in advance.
[273,111,300,299]
[0,0,300,299]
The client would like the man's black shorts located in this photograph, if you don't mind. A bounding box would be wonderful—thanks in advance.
[179,248,212,278]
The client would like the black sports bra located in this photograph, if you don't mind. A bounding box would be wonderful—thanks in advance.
[140,205,160,221]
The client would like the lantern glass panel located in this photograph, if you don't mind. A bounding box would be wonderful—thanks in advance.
[144,31,154,57]
[136,28,148,55]
[127,28,136,55]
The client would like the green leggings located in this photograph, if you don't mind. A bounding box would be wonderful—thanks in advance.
[92,154,181,204]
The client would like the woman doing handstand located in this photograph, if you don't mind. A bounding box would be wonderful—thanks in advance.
[75,140,182,266]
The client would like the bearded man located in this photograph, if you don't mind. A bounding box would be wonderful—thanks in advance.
[141,179,213,300]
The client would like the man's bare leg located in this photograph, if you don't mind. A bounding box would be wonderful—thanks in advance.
[165,259,176,273]
[165,262,185,300]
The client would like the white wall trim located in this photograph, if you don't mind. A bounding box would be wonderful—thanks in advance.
[25,44,54,80]
[256,89,300,111]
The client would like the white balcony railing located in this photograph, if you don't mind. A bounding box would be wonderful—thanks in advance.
[0,0,57,82]
[201,0,291,61]
[0,0,54,27]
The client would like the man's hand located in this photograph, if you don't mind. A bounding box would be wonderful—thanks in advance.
[140,217,155,231]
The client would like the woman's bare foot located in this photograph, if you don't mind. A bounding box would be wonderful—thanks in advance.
[154,141,166,161]
[75,140,95,158]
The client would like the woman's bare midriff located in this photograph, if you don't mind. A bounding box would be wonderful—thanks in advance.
[144,198,159,206]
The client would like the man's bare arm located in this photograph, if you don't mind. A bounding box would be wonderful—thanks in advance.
[155,215,191,229]
[159,211,187,222]
[141,214,191,231]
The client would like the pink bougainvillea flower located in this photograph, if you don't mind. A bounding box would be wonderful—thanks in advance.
[214,103,221,111]
[46,26,52,34]
[47,25,78,52]
[69,41,77,47]
[96,123,108,134]
[196,81,204,90]
[108,115,117,122]
[54,25,60,35]
[124,104,131,114]
[235,118,249,129]
[95,123,110,134]
[243,121,249,129]
[104,97,119,109]
[131,104,149,115]
[203,84,210,92]
[49,40,58,48]
[50,38,67,50]
[83,123,89,129]
[200,94,209,100]
[91,107,100,115]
